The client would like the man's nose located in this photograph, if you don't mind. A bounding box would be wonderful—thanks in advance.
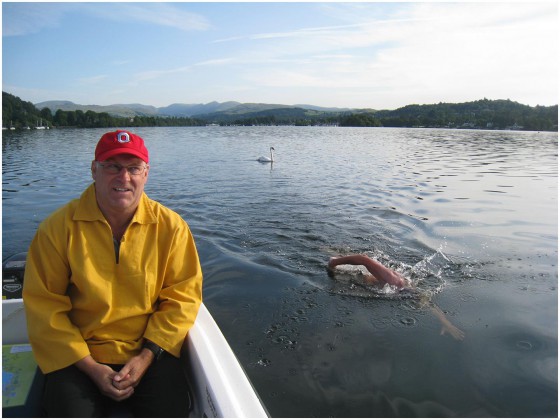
[115,167,132,179]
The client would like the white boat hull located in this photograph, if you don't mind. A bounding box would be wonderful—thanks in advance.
[2,298,268,418]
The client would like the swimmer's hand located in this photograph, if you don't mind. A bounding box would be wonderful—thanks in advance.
[440,322,465,341]
[326,257,338,276]
[430,305,465,341]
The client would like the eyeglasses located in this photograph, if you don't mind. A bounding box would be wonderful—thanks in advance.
[96,162,148,176]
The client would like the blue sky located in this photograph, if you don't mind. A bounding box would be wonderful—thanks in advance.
[2,1,558,109]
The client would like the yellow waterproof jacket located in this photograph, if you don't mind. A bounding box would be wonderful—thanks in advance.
[23,184,203,374]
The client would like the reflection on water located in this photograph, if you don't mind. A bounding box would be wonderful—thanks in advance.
[2,127,557,417]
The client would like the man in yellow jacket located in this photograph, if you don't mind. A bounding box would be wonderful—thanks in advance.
[23,130,203,417]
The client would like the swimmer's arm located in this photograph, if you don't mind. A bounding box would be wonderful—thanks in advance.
[329,255,405,288]
[357,255,405,288]
[429,304,465,341]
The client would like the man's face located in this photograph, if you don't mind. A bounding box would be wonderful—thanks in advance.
[91,154,149,216]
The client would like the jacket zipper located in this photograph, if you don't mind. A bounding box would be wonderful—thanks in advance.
[113,237,121,264]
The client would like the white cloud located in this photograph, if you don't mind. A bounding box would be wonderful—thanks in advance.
[193,58,235,67]
[4,2,557,108]
[369,2,558,105]
[213,2,558,107]
[86,3,211,32]
[78,75,108,85]
[2,2,211,37]
[129,57,232,85]
[112,60,131,66]
[2,3,73,36]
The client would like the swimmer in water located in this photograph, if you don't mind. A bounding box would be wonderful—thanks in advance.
[328,254,407,289]
[328,254,465,341]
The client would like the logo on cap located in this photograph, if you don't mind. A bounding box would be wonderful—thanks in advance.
[117,132,131,143]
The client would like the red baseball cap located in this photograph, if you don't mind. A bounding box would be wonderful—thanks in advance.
[95,130,149,163]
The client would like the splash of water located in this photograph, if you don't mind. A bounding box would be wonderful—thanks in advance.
[325,247,452,301]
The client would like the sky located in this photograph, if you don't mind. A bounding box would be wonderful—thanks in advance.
[2,1,558,110]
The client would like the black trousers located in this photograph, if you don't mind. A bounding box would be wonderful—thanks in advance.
[42,353,192,417]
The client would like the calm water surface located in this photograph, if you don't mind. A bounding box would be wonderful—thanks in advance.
[3,127,557,417]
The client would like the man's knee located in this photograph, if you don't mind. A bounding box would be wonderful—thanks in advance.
[130,354,192,417]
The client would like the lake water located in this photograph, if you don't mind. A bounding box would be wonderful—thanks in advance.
[2,126,558,417]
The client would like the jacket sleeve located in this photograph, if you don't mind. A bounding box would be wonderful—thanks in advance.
[143,220,203,357]
[22,216,91,374]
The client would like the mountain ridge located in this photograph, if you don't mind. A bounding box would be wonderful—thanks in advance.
[34,99,359,118]
[4,91,555,131]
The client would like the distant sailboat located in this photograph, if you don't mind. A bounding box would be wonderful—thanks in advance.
[36,119,46,129]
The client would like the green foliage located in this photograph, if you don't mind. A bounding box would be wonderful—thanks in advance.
[48,108,205,128]
[2,91,49,129]
[374,99,558,130]
[2,92,557,131]
[196,99,558,130]
[3,91,205,129]
[205,107,335,126]
[339,113,381,127]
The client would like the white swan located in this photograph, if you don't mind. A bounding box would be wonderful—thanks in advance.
[257,147,275,162]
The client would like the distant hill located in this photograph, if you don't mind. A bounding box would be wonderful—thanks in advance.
[34,99,356,118]
[370,99,558,131]
[197,105,343,125]
[2,91,555,131]
[35,100,159,117]
[157,101,241,117]
[35,100,253,118]
[294,104,354,112]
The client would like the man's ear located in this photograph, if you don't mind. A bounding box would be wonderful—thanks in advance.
[91,160,97,180]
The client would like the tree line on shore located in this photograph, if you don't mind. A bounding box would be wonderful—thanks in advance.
[2,92,203,129]
[3,91,557,131]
